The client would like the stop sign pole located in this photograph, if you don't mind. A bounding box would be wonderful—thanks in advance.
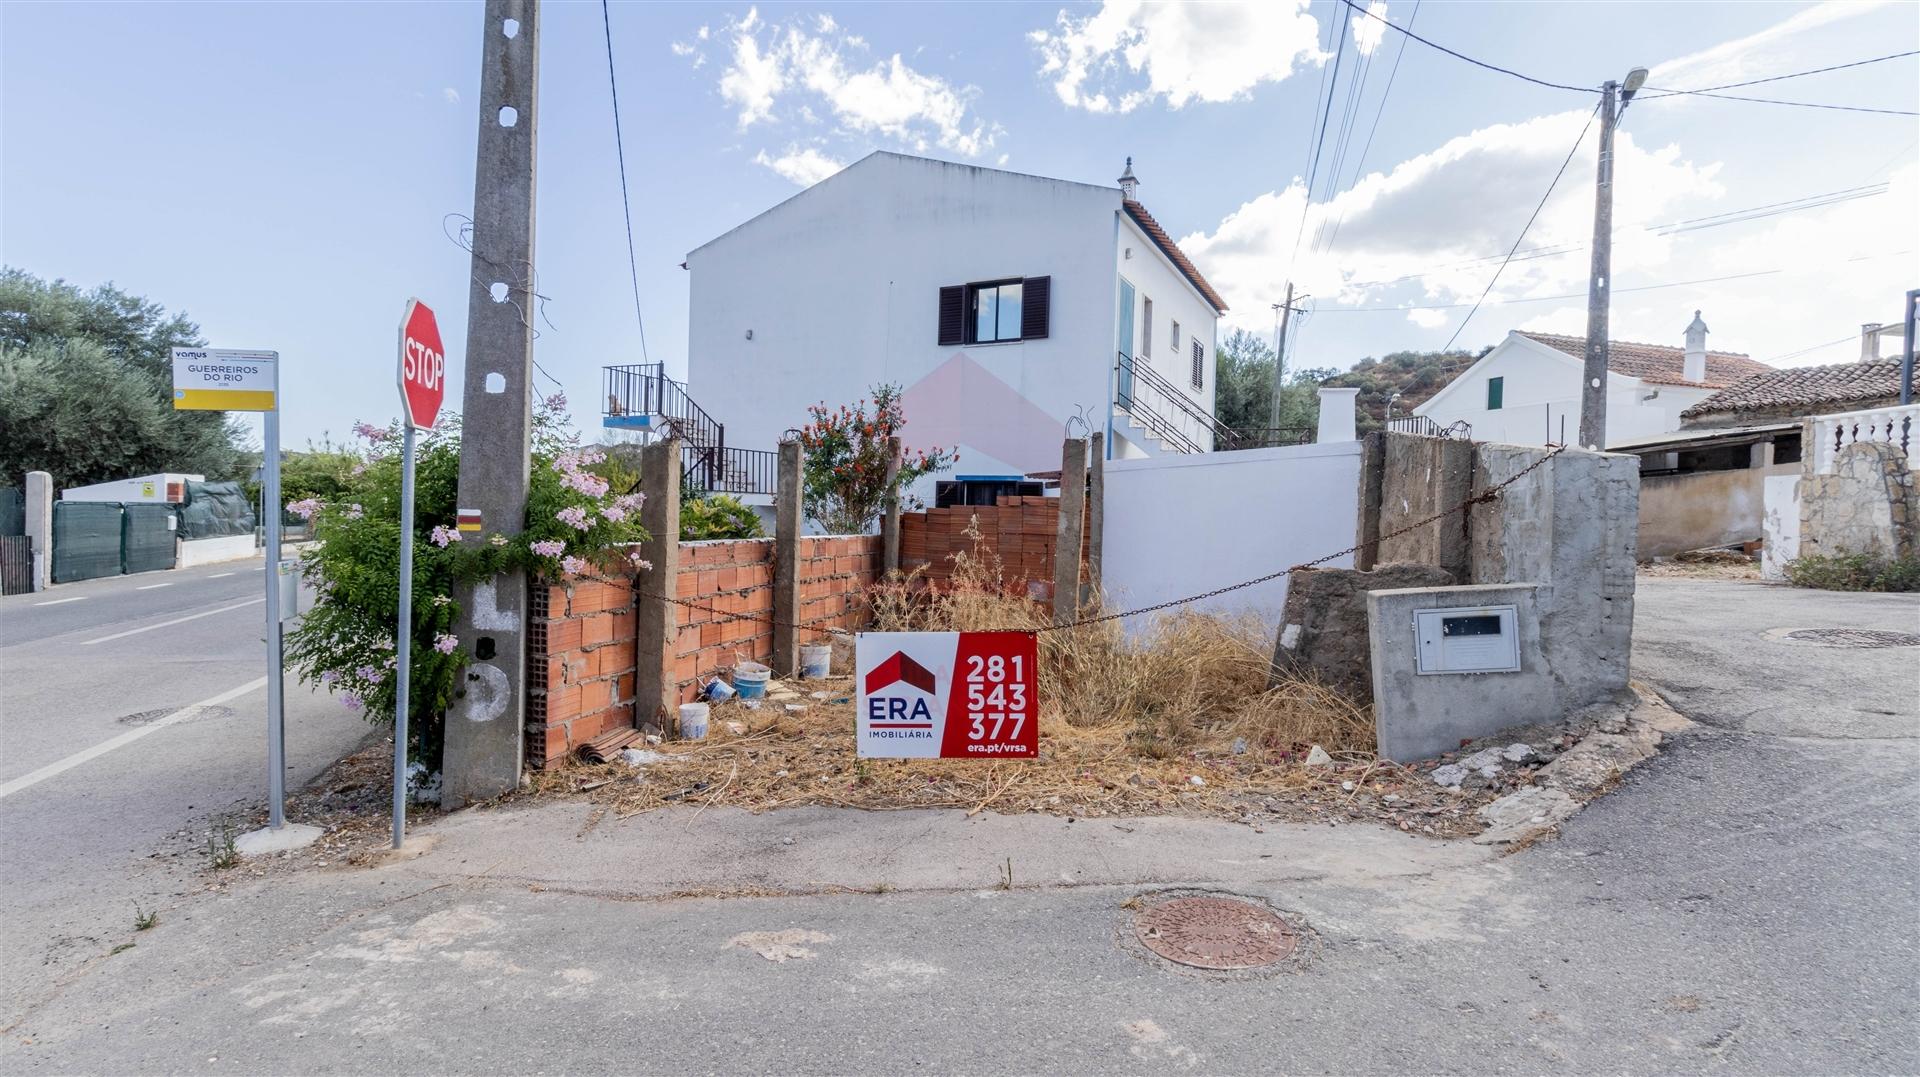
[394,298,447,848]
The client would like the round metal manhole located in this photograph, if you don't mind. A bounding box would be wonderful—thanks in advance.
[1133,896,1299,970]
[1781,628,1920,649]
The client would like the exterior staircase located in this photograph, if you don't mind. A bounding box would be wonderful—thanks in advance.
[1112,352,1311,456]
[603,363,777,496]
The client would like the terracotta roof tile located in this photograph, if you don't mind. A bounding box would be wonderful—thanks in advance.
[1681,359,1904,419]
[1518,331,1771,388]
[1122,200,1228,313]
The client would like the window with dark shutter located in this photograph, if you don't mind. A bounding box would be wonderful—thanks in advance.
[938,286,966,346]
[1190,339,1204,390]
[1019,276,1050,340]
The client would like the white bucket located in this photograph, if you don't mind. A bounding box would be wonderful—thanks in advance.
[734,661,772,699]
[799,644,832,679]
[679,702,710,740]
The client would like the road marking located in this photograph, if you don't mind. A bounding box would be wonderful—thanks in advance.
[0,677,267,800]
[135,582,174,591]
[80,598,265,646]
[207,572,235,578]
[33,597,86,606]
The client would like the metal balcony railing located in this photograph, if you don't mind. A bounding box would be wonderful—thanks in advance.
[1114,353,1317,453]
[683,445,778,497]
[604,363,781,496]
[1385,415,1473,439]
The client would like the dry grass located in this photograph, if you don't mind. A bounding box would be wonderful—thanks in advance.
[527,521,1493,835]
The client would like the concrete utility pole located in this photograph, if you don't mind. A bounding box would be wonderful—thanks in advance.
[1267,286,1309,436]
[443,0,539,807]
[1578,68,1647,451]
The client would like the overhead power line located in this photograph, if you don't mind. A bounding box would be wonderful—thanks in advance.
[1336,0,1597,94]
[601,0,652,363]
[1439,104,1599,350]
[1640,87,1918,116]
[1645,50,1918,95]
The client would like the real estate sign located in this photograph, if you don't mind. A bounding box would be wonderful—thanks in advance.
[171,348,278,412]
[855,631,1039,759]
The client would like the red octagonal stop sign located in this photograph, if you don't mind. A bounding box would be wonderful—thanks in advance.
[398,298,447,430]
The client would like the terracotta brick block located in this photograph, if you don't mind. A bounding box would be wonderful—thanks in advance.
[547,618,583,654]
[716,566,739,590]
[615,672,635,700]
[571,709,608,746]
[544,584,573,616]
[544,683,582,723]
[582,613,614,647]
[699,622,723,648]
[540,724,570,764]
[676,572,698,597]
[611,608,636,639]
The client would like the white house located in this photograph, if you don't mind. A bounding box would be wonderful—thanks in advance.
[1413,314,1773,449]
[677,152,1229,503]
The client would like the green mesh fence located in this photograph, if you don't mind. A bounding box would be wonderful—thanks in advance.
[179,480,255,539]
[0,487,23,538]
[122,503,177,575]
[52,502,124,584]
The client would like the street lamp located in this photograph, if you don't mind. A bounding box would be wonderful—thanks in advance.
[1577,65,1649,451]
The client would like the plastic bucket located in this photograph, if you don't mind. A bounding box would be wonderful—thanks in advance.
[679,702,710,740]
[799,644,832,679]
[733,661,771,699]
[704,677,736,702]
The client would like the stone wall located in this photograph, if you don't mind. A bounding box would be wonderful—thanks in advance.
[1270,562,1456,700]
[1363,433,1475,578]
[1799,442,1919,562]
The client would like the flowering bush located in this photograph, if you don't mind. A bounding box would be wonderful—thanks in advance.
[798,383,956,534]
[285,395,651,760]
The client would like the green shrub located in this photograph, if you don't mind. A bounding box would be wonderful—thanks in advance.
[285,394,650,760]
[680,493,764,541]
[1783,552,1920,592]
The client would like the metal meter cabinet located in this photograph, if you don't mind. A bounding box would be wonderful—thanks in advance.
[1412,604,1521,675]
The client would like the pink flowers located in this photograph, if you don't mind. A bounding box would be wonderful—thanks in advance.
[628,551,653,571]
[352,421,392,444]
[600,505,626,523]
[430,525,461,548]
[340,692,364,711]
[555,506,590,531]
[561,470,609,498]
[356,664,384,685]
[287,498,322,521]
[561,555,588,576]
[613,492,646,514]
[433,633,460,655]
[530,539,566,558]
[543,391,569,413]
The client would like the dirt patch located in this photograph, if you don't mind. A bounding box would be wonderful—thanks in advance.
[1639,548,1760,581]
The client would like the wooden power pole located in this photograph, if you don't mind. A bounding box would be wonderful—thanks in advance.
[443,0,539,806]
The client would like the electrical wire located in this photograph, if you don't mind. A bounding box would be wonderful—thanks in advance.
[1643,50,1918,95]
[1319,0,1421,260]
[1765,333,1860,363]
[1637,87,1917,116]
[601,0,652,362]
[1439,104,1598,350]
[1292,8,1350,264]
[1322,269,1780,312]
[1336,0,1596,94]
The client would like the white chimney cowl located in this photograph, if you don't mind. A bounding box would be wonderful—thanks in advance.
[1683,310,1709,383]
[1118,157,1139,201]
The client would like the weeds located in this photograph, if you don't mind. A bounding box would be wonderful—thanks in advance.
[206,819,239,870]
[1784,552,1920,592]
[998,857,1013,891]
[133,904,158,931]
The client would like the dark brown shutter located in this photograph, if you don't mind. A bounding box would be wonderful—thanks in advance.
[938,286,965,346]
[1020,276,1051,340]
[1191,339,1204,389]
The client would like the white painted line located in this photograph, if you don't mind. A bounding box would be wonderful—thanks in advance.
[80,598,264,646]
[135,582,174,591]
[33,597,86,606]
[0,677,267,800]
[207,572,235,579]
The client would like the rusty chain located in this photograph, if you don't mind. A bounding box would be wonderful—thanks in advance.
[618,444,1566,639]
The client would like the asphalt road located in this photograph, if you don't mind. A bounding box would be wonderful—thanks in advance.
[0,558,376,1027]
[1,576,1915,1074]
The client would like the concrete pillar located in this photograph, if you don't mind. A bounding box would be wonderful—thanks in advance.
[1086,432,1105,599]
[442,0,540,808]
[1052,437,1088,625]
[881,435,901,575]
[1353,433,1384,571]
[771,440,803,676]
[24,471,52,592]
[1316,387,1360,444]
[634,436,681,733]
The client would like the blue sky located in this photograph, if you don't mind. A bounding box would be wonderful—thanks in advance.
[5,1,1916,450]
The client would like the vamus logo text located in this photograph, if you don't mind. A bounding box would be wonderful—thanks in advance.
[855,632,1039,760]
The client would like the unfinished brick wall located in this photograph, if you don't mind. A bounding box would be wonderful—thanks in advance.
[899,495,1086,598]
[526,534,884,766]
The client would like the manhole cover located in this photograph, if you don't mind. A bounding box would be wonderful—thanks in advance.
[1134,896,1298,970]
[1782,628,1920,649]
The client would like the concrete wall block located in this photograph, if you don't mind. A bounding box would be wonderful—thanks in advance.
[1271,562,1456,700]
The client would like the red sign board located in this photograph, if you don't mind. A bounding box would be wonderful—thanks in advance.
[856,632,1039,759]
[397,298,447,430]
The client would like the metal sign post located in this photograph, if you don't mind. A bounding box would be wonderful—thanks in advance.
[171,347,312,849]
[393,299,449,848]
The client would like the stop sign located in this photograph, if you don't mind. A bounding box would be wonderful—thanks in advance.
[397,298,447,430]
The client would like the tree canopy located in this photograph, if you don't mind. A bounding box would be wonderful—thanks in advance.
[0,267,246,489]
[1212,327,1333,438]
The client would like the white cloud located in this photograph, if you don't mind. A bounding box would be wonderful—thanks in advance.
[1351,1,1389,58]
[1029,0,1324,113]
[752,145,847,186]
[1650,0,1887,91]
[441,87,460,105]
[1406,307,1447,329]
[716,8,999,156]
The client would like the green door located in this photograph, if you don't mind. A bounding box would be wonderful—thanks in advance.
[1116,279,1136,408]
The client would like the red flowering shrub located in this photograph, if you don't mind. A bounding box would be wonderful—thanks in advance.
[797,383,957,534]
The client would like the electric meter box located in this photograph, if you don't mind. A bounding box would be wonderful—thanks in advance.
[1412,604,1520,675]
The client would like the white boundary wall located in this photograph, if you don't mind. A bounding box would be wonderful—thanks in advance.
[177,535,258,568]
[1098,441,1363,631]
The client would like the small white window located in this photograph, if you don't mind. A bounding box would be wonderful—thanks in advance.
[1171,320,1182,351]
[1141,297,1153,357]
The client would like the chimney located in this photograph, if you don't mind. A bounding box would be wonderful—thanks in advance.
[1683,310,1708,382]
[1861,322,1884,362]
[1117,157,1139,201]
